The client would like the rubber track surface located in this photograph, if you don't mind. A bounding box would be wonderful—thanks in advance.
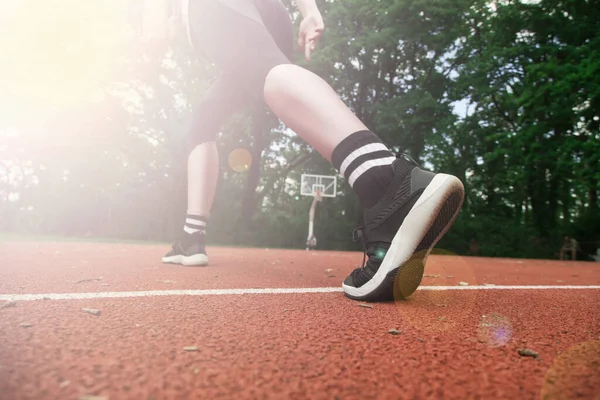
[0,241,599,399]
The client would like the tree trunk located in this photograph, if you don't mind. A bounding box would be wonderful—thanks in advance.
[561,184,570,224]
[547,169,559,231]
[523,196,530,225]
[255,152,313,209]
[527,166,548,237]
[589,185,598,211]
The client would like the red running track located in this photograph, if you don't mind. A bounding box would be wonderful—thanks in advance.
[0,241,599,400]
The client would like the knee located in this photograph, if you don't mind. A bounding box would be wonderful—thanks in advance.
[263,64,296,107]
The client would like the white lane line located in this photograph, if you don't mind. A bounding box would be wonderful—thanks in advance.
[0,285,599,301]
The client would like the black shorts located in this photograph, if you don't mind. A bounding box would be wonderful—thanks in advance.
[186,0,294,145]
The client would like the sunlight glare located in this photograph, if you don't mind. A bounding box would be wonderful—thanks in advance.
[0,0,129,115]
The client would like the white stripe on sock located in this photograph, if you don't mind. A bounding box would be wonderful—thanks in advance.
[185,218,206,226]
[348,156,396,187]
[339,143,389,177]
[184,226,205,234]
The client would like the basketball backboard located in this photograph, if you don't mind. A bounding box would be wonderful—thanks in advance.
[301,174,337,198]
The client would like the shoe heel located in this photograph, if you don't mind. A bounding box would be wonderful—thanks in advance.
[393,253,426,300]
[368,253,425,301]
[182,254,209,266]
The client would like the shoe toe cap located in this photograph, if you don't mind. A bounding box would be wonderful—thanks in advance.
[343,269,360,287]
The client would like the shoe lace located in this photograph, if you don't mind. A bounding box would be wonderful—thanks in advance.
[351,153,417,272]
[397,152,420,166]
[353,226,391,275]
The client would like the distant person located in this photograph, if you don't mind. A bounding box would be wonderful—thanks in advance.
[143,0,465,301]
[306,235,317,251]
[469,238,480,256]
[559,236,579,261]
[591,249,600,262]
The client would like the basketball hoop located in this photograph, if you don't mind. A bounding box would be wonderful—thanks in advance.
[300,174,337,198]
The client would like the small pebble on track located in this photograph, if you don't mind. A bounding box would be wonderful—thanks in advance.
[73,278,102,285]
[1,301,17,309]
[388,329,402,335]
[183,346,199,352]
[517,348,539,358]
[81,308,101,316]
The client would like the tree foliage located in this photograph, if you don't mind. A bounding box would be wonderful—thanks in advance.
[1,0,598,259]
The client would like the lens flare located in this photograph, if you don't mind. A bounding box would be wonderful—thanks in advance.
[228,148,252,172]
[0,0,128,114]
[541,341,600,400]
[392,248,479,335]
[476,313,513,347]
[374,248,387,260]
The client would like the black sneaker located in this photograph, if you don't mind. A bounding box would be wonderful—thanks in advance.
[162,232,209,266]
[342,155,464,301]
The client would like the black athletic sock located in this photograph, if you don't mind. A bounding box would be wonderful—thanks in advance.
[332,131,398,209]
[184,214,207,235]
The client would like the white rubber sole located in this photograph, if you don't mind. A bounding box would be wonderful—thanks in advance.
[342,174,464,299]
[162,253,209,266]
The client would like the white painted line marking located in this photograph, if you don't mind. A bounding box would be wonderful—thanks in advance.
[0,285,599,301]
[421,285,600,290]
[0,287,343,301]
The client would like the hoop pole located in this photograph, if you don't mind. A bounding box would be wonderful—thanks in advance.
[306,190,321,250]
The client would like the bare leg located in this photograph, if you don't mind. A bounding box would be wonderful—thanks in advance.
[264,64,368,162]
[187,142,219,217]
[163,74,253,264]
[189,1,366,164]
[184,69,257,224]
